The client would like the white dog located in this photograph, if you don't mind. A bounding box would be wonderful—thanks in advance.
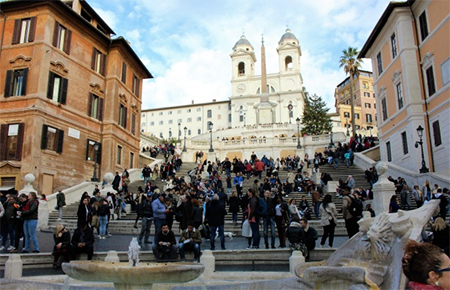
[215,231,235,241]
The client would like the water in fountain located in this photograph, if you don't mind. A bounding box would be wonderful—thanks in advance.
[128,237,141,267]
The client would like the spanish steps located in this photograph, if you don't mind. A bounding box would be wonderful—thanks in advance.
[48,159,418,237]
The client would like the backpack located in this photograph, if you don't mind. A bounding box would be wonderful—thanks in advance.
[348,195,363,218]
[256,198,267,216]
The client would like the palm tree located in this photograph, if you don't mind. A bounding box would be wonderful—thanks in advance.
[339,47,363,138]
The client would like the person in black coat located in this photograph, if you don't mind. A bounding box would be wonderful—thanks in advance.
[112,172,121,191]
[70,222,95,260]
[53,224,71,270]
[77,196,92,228]
[205,194,227,250]
[228,191,240,226]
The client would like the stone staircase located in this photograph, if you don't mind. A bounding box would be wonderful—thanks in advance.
[48,160,418,237]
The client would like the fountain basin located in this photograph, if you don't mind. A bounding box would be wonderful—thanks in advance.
[62,261,204,290]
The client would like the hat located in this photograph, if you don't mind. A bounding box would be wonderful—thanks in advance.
[147,193,152,197]
[160,193,168,199]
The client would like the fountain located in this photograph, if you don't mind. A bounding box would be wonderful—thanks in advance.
[62,238,204,290]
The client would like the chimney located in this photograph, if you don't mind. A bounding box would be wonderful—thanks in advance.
[213,99,216,102]
[192,100,194,104]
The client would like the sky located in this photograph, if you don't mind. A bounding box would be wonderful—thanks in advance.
[87,0,393,111]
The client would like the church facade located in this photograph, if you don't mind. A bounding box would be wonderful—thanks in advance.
[141,29,305,137]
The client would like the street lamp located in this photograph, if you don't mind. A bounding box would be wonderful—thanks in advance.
[329,118,334,147]
[288,102,293,124]
[345,116,350,136]
[177,123,181,145]
[208,121,214,152]
[415,125,429,173]
[183,126,187,152]
[91,142,100,182]
[296,117,302,149]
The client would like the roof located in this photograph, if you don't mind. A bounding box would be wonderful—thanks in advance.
[359,0,414,58]
[142,100,231,112]
[279,28,298,44]
[78,0,115,35]
[233,35,253,50]
[336,69,373,88]
[112,37,153,79]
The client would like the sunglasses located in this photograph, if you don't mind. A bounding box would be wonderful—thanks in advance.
[436,267,450,273]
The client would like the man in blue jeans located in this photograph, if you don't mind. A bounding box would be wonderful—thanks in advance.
[152,193,169,244]
[262,190,276,249]
[205,194,227,250]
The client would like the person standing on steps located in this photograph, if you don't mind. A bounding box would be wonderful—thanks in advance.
[319,194,337,248]
[138,193,154,244]
[19,191,40,253]
[247,188,260,249]
[205,194,227,250]
[262,190,276,249]
[233,172,244,198]
[56,190,66,220]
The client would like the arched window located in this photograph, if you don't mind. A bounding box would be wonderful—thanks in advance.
[238,62,245,76]
[207,110,212,118]
[285,56,293,71]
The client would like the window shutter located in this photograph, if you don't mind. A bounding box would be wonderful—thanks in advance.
[122,62,126,83]
[136,78,140,97]
[28,17,37,42]
[85,139,90,160]
[57,129,64,153]
[131,113,136,135]
[12,19,21,45]
[87,93,93,116]
[21,68,29,96]
[98,97,104,121]
[60,77,68,104]
[41,125,48,149]
[15,123,25,161]
[47,72,54,100]
[100,54,107,76]
[91,48,96,70]
[0,124,8,160]
[64,29,72,54]
[96,143,102,164]
[52,21,59,47]
[123,107,127,128]
[4,70,13,98]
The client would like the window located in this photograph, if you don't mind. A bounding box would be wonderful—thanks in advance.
[88,93,104,121]
[228,114,232,122]
[381,98,388,121]
[47,72,68,104]
[207,110,212,118]
[132,75,140,96]
[91,48,106,75]
[150,121,154,126]
[0,123,24,161]
[366,114,372,123]
[401,132,408,155]
[432,120,442,147]
[386,142,392,162]
[159,112,163,115]
[12,17,36,44]
[141,122,146,127]
[396,82,404,109]
[364,92,370,98]
[344,112,350,118]
[80,8,91,21]
[52,21,71,54]
[365,103,371,108]
[391,33,397,58]
[188,129,191,136]
[4,68,28,97]
[177,119,182,123]
[187,109,191,113]
[117,146,122,165]
[178,110,182,114]
[354,113,360,120]
[238,62,245,76]
[418,11,429,41]
[85,140,101,163]
[129,152,134,168]
[196,117,201,121]
[425,67,436,96]
[363,82,368,89]
[168,111,172,115]
[285,56,293,70]
[121,62,127,83]
[218,115,221,120]
[198,129,201,134]
[376,52,383,75]
[168,120,173,124]
[131,113,136,135]
[118,103,127,128]
[196,108,201,112]
[187,118,192,122]
[159,120,163,125]
[240,115,244,122]
[442,58,450,86]
[41,125,64,153]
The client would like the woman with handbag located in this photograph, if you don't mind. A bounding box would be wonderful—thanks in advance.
[52,224,70,270]
[319,194,337,248]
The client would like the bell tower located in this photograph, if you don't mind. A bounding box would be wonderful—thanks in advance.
[277,29,301,75]
[230,34,256,96]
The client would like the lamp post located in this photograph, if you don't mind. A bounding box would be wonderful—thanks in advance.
[288,102,293,124]
[208,121,214,152]
[177,123,181,145]
[345,116,350,136]
[296,117,302,149]
[329,118,334,147]
[168,128,172,141]
[91,142,100,182]
[415,125,429,173]
[183,126,187,152]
